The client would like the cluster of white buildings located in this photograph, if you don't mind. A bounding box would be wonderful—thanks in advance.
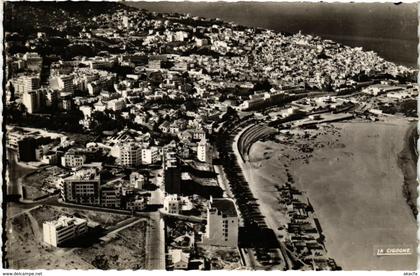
[60,165,149,211]
[12,73,78,113]
[162,194,193,214]
[111,143,160,167]
[9,6,418,268]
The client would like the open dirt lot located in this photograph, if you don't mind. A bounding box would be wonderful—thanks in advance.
[75,220,147,270]
[23,166,67,199]
[5,205,135,269]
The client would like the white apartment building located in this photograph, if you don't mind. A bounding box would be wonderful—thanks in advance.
[118,143,142,167]
[22,89,44,114]
[192,129,206,140]
[122,16,129,28]
[204,198,239,247]
[11,75,41,95]
[60,75,75,94]
[141,147,160,165]
[174,31,188,42]
[43,216,88,247]
[50,74,74,95]
[22,90,38,114]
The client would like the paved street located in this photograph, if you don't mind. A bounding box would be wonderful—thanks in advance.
[145,212,165,270]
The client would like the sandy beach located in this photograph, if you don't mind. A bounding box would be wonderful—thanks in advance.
[239,117,417,270]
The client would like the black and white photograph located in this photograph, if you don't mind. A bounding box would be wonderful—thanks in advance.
[1,0,418,272]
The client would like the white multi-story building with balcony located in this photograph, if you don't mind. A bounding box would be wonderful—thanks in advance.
[204,198,238,247]
[43,216,88,247]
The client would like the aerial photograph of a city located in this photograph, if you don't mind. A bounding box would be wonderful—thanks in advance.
[2,0,418,272]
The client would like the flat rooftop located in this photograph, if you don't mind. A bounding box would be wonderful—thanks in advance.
[211,198,237,217]
[44,216,87,228]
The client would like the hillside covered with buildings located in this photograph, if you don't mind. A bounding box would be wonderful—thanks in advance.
[3,1,417,271]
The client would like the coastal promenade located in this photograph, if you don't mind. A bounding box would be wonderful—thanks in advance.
[232,123,293,270]
[215,115,289,269]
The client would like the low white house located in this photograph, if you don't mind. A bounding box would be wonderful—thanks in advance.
[163,195,193,214]
[169,249,190,270]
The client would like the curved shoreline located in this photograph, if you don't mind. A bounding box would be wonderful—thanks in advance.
[234,118,417,270]
[398,122,418,218]
[215,116,292,269]
[249,119,416,270]
[236,124,277,162]
[232,122,339,270]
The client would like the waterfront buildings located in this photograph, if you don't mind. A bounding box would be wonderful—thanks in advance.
[4,2,418,270]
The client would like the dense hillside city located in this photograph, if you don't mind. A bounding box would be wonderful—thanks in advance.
[3,2,418,271]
